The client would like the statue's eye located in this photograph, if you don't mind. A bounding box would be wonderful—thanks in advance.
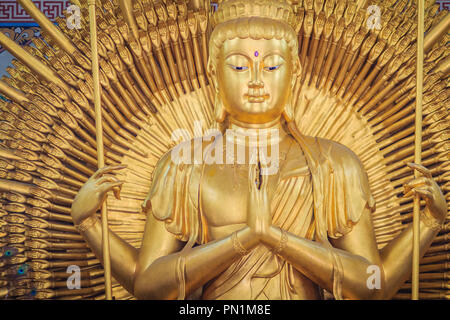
[264,65,281,71]
[229,65,248,71]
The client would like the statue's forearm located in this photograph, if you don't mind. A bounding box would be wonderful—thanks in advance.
[380,218,440,299]
[134,227,259,299]
[81,218,139,294]
[263,226,380,299]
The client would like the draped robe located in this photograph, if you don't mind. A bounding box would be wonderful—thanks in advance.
[147,129,375,300]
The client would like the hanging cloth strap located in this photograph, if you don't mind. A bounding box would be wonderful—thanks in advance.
[288,122,375,299]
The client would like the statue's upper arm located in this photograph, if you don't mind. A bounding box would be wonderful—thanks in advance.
[135,150,185,272]
[330,206,381,266]
[136,212,184,273]
[322,139,380,265]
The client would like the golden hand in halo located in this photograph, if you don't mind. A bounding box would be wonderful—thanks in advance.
[71,165,125,225]
[404,162,447,224]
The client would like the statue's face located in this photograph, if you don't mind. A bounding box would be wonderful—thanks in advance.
[214,38,297,124]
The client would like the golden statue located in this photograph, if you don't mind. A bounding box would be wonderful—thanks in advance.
[0,0,449,300]
[70,0,447,300]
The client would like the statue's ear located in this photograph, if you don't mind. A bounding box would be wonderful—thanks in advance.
[207,57,226,123]
[283,99,294,123]
[285,57,301,123]
[207,58,219,90]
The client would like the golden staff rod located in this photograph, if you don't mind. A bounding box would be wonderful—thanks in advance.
[119,0,139,40]
[424,13,450,53]
[0,80,29,103]
[412,0,425,301]
[88,0,113,300]
[16,0,77,56]
[0,32,68,92]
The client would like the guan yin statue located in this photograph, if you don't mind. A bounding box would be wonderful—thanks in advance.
[0,0,449,300]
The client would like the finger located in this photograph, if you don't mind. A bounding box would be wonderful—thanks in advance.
[404,177,431,194]
[112,185,122,200]
[98,181,125,195]
[405,183,432,194]
[259,150,268,166]
[248,163,258,193]
[95,175,120,186]
[405,186,433,198]
[95,173,118,181]
[260,167,269,191]
[93,165,127,179]
[403,189,413,198]
[411,188,433,203]
[259,152,271,178]
[249,148,259,166]
[407,162,432,178]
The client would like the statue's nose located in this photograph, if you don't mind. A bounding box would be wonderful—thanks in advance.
[248,62,264,89]
[248,80,264,89]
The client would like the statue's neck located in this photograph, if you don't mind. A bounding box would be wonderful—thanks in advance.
[225,117,288,147]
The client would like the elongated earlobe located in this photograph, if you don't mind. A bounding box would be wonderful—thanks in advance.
[214,91,227,123]
[283,94,294,123]
[208,58,226,123]
[284,59,300,123]
[207,58,218,88]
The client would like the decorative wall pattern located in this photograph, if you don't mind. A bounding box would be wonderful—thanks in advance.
[0,0,70,26]
[0,1,71,83]
[436,0,450,11]
[0,27,40,54]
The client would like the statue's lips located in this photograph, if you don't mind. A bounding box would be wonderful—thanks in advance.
[244,93,270,103]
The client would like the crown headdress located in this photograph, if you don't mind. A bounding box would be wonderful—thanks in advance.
[211,0,299,32]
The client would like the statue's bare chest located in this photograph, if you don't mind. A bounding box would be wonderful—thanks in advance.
[199,137,308,240]
[200,164,279,231]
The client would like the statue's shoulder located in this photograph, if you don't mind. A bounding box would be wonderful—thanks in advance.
[297,135,375,237]
[149,134,218,202]
[152,135,217,177]
[146,136,216,242]
[281,134,365,179]
[301,135,366,173]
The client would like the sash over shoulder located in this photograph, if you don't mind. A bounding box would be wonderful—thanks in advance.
[288,125,376,239]
[288,122,376,299]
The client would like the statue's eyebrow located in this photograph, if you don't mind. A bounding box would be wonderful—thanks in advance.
[263,52,286,61]
[224,51,251,60]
